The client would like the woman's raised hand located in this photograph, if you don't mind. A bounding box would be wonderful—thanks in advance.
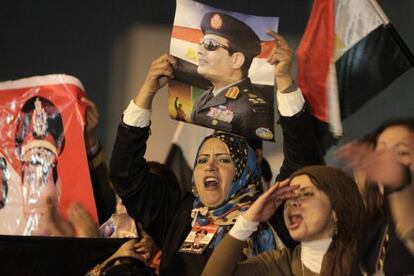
[134,54,177,109]
[337,141,414,190]
[243,179,299,222]
[266,31,293,92]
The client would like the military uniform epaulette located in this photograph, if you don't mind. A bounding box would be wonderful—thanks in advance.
[225,86,241,100]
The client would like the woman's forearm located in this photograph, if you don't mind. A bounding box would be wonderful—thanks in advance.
[201,234,246,276]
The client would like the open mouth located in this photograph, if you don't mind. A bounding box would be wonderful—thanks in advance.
[204,177,220,190]
[287,214,303,230]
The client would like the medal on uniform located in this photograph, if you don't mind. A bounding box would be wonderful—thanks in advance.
[248,94,266,104]
[248,98,259,104]
[255,127,274,140]
[207,105,234,123]
[178,223,218,254]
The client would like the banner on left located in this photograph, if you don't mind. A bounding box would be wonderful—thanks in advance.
[0,74,97,235]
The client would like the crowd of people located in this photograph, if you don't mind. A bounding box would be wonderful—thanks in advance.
[7,12,413,276]
[84,25,413,275]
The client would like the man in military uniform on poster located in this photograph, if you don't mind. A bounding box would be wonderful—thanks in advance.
[191,12,274,141]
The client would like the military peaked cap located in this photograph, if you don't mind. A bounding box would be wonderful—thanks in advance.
[200,12,261,58]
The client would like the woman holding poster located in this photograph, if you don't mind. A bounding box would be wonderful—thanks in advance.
[110,1,324,275]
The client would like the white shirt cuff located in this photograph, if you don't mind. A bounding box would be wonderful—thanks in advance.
[277,88,305,117]
[122,100,151,127]
[229,214,259,241]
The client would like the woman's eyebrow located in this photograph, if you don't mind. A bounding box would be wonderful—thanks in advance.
[396,142,413,148]
[214,153,231,156]
[298,186,313,192]
[198,153,231,156]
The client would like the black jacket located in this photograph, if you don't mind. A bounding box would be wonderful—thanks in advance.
[109,103,324,275]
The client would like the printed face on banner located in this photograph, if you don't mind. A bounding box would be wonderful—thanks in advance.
[17,97,63,228]
[0,75,97,236]
[0,157,10,210]
[169,0,279,141]
[196,34,235,81]
[179,223,218,254]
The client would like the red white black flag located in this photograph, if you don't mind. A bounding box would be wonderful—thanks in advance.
[297,0,413,137]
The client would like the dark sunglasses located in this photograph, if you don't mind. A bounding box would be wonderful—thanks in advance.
[199,38,232,52]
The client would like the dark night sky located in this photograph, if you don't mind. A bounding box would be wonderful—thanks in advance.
[0,0,310,140]
[0,0,412,141]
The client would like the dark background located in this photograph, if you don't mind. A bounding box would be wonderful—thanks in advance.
[0,0,413,150]
[0,2,412,274]
[0,0,310,144]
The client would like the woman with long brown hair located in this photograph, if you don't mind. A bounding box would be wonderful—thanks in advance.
[338,118,414,275]
[202,165,365,276]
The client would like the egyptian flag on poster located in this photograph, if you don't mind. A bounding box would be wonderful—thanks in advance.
[297,0,413,139]
[169,0,279,140]
[0,74,97,235]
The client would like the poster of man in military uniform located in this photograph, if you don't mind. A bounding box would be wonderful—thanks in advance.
[169,0,279,141]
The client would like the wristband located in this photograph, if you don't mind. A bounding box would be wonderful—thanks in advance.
[229,214,259,241]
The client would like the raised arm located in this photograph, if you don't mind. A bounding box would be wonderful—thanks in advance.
[338,141,414,255]
[82,97,116,224]
[133,54,177,110]
[267,31,324,181]
[266,32,325,248]
[109,54,183,246]
[202,180,299,276]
